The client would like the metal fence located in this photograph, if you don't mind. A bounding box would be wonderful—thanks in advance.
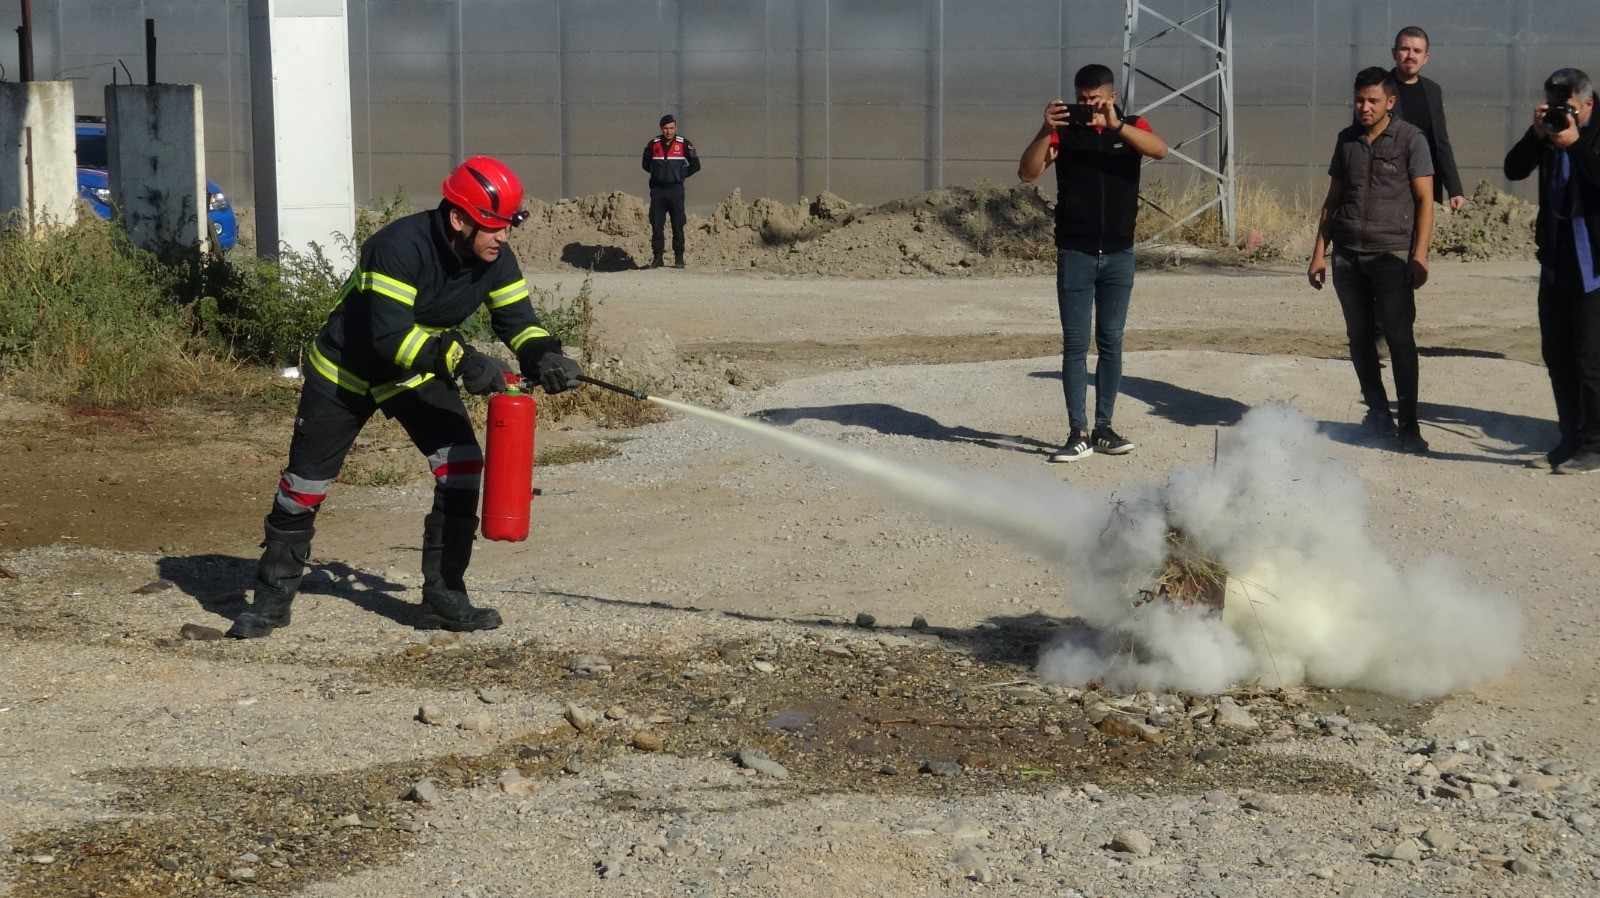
[5,0,1598,211]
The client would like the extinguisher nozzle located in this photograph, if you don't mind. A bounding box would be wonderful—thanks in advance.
[576,374,647,400]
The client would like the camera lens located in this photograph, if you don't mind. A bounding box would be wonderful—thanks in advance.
[1543,105,1573,132]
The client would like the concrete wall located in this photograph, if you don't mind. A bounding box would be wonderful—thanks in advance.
[0,81,78,228]
[106,84,207,252]
[249,0,356,259]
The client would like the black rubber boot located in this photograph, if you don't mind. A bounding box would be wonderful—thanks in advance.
[418,512,503,632]
[227,519,313,639]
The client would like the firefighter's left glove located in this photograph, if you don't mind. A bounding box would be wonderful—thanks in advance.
[456,347,512,396]
[536,353,583,394]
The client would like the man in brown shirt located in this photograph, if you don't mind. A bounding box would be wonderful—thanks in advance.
[1308,67,1436,454]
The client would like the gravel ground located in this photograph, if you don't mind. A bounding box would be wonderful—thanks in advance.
[3,262,1596,897]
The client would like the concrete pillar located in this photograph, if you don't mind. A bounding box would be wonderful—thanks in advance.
[105,84,208,253]
[0,81,78,229]
[249,0,356,260]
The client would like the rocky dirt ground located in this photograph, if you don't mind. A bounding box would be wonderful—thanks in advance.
[2,187,1596,898]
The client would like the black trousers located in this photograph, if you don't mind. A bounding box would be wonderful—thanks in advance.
[267,375,482,531]
[649,185,686,258]
[1538,262,1600,453]
[1332,249,1420,424]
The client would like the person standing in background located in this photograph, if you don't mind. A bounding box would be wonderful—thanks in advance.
[1390,25,1466,212]
[642,114,701,269]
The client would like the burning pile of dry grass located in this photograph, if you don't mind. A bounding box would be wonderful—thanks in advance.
[1135,529,1228,612]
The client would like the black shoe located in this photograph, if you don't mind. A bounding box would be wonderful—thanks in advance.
[1362,408,1398,438]
[1555,450,1600,475]
[1090,425,1134,455]
[1047,431,1094,463]
[227,519,313,639]
[1397,423,1429,454]
[650,255,664,268]
[672,256,686,269]
[1547,440,1580,468]
[418,512,503,632]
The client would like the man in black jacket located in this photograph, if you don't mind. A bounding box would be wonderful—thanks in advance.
[228,157,584,639]
[642,114,701,268]
[1504,68,1600,474]
[1390,26,1465,212]
[1017,64,1167,463]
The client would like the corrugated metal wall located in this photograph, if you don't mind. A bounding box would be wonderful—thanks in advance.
[8,0,1598,210]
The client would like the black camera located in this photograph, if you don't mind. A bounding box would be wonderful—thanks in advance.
[1544,103,1577,133]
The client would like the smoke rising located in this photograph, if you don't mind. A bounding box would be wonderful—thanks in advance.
[658,398,1522,700]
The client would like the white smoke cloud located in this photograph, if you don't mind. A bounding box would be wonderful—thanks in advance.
[1035,403,1524,700]
[667,397,1523,700]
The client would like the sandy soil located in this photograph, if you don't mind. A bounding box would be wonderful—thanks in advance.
[4,258,1598,897]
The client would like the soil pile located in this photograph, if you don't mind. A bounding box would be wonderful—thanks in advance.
[1431,179,1538,261]
[510,184,1056,278]
[510,179,1539,275]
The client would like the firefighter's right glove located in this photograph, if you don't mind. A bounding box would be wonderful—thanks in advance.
[458,350,512,395]
[536,353,583,394]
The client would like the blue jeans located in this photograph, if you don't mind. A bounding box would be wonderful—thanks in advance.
[1057,248,1135,433]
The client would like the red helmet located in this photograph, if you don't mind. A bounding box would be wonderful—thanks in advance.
[442,156,529,229]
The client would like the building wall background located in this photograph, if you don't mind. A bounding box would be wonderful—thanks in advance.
[5,0,1598,212]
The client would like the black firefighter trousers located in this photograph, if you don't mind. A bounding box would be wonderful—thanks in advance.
[267,375,483,532]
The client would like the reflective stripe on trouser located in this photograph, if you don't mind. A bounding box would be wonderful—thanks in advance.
[274,471,332,517]
[427,444,485,492]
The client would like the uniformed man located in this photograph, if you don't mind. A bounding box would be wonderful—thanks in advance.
[642,114,701,268]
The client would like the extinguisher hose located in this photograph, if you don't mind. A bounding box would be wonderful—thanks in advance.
[576,374,649,401]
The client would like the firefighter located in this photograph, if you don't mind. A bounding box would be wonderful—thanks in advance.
[228,156,583,639]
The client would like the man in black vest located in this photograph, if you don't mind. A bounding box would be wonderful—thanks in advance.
[1504,68,1600,474]
[1308,67,1435,454]
[1017,64,1167,463]
[1390,26,1465,212]
[642,114,701,268]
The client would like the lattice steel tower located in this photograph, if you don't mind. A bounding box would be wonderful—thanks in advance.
[1121,0,1236,244]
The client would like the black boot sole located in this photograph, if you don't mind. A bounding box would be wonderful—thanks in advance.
[226,613,289,639]
[415,608,503,632]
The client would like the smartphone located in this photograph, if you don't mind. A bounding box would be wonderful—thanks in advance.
[1059,102,1097,127]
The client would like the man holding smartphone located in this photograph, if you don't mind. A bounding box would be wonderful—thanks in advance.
[1018,64,1167,463]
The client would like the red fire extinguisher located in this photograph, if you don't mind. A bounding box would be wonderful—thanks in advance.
[481,377,537,541]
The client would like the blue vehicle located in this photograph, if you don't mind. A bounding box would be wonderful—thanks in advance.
[75,116,238,251]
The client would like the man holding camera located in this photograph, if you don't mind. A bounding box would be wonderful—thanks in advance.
[1018,64,1167,463]
[1504,69,1600,474]
[1307,67,1435,454]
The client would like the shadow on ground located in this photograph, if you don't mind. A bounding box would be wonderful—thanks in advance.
[561,242,641,272]
[156,554,417,628]
[757,402,1056,456]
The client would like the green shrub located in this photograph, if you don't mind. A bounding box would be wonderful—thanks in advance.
[0,214,222,405]
[193,243,343,367]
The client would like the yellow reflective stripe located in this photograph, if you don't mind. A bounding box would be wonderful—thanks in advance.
[488,279,530,309]
[395,327,431,368]
[361,271,418,306]
[371,372,434,404]
[308,344,370,394]
[508,326,552,351]
[329,275,357,313]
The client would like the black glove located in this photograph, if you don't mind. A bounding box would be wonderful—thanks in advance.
[456,347,512,396]
[535,352,583,394]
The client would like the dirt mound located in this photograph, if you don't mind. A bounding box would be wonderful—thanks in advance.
[1432,180,1538,262]
[511,183,1056,277]
[512,178,1538,275]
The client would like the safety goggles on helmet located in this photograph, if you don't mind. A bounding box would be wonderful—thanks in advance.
[477,207,531,229]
